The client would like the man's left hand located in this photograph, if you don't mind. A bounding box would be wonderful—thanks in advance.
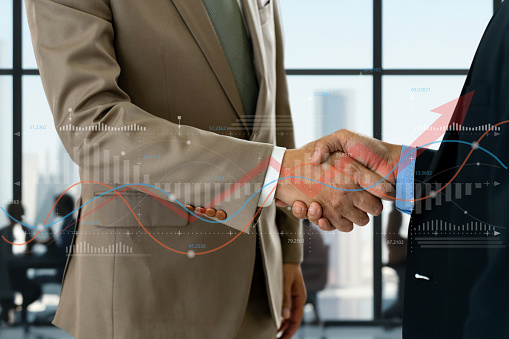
[278,263,306,339]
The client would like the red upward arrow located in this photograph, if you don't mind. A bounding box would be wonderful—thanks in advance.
[409,90,475,151]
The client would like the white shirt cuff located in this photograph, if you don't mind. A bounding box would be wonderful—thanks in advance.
[257,146,286,207]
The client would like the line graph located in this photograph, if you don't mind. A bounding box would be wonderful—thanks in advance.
[2,119,507,255]
[3,137,506,230]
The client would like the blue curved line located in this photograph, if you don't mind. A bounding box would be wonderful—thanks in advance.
[1,139,506,229]
[417,140,507,169]
[101,161,240,228]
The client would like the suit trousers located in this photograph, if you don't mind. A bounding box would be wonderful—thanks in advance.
[235,236,277,339]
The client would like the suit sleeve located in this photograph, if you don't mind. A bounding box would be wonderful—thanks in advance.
[273,0,303,263]
[24,0,274,233]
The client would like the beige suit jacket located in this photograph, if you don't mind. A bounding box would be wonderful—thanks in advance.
[25,0,303,338]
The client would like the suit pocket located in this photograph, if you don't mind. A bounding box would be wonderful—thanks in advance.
[88,191,189,227]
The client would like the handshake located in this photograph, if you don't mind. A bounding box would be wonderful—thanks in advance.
[274,129,403,231]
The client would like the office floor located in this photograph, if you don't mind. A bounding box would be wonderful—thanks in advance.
[297,325,402,339]
[0,325,402,339]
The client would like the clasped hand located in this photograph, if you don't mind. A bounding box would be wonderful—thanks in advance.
[274,129,402,231]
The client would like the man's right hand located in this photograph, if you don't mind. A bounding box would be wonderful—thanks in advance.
[311,129,403,183]
[274,141,396,232]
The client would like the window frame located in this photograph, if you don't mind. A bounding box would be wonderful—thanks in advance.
[285,0,502,325]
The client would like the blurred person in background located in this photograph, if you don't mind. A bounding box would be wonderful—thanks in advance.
[0,202,42,328]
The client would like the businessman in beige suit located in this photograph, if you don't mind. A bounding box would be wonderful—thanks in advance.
[25,0,390,337]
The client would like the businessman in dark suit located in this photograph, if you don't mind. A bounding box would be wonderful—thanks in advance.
[289,2,509,337]
[401,3,509,336]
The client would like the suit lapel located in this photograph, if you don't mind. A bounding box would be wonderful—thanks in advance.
[240,0,266,83]
[171,0,250,132]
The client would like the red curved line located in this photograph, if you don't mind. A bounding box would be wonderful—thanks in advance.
[4,120,507,251]
[2,229,41,246]
[410,119,508,202]
[3,180,277,256]
[282,120,509,203]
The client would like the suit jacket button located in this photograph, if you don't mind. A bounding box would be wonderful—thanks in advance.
[185,204,195,212]
[196,207,206,214]
[206,208,216,217]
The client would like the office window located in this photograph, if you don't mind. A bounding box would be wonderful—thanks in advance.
[22,1,37,69]
[382,75,467,149]
[22,75,80,229]
[0,0,13,68]
[280,0,373,69]
[283,0,498,324]
[383,0,492,69]
[287,75,374,320]
[0,76,13,226]
[287,75,373,147]
[1,0,501,327]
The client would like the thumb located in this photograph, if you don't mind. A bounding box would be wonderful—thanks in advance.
[282,278,292,320]
[311,132,345,164]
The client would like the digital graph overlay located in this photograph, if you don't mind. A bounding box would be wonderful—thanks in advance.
[3,123,507,256]
[3,93,507,256]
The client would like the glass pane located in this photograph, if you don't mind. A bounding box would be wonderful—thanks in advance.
[317,222,374,320]
[383,0,492,69]
[22,76,80,231]
[382,75,467,150]
[0,0,13,68]
[0,76,13,226]
[280,0,373,69]
[23,0,38,69]
[287,75,373,147]
[287,75,374,320]
[381,75,466,319]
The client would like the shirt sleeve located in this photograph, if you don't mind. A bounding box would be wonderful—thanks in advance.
[258,146,286,207]
[396,145,417,215]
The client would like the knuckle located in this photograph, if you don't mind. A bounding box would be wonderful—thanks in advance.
[356,194,366,206]
[338,219,354,232]
[331,200,342,209]
[378,183,388,196]
[358,217,369,226]
[342,225,354,232]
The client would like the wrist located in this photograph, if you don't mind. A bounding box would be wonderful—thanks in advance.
[275,149,298,204]
[385,143,403,184]
[275,148,313,205]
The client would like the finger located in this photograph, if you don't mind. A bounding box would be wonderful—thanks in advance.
[291,201,308,219]
[331,216,354,232]
[275,199,289,207]
[282,277,292,322]
[311,132,345,164]
[307,202,322,225]
[341,204,370,226]
[350,160,396,200]
[278,320,289,336]
[280,276,306,339]
[317,218,335,231]
[280,304,304,338]
[353,191,383,216]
